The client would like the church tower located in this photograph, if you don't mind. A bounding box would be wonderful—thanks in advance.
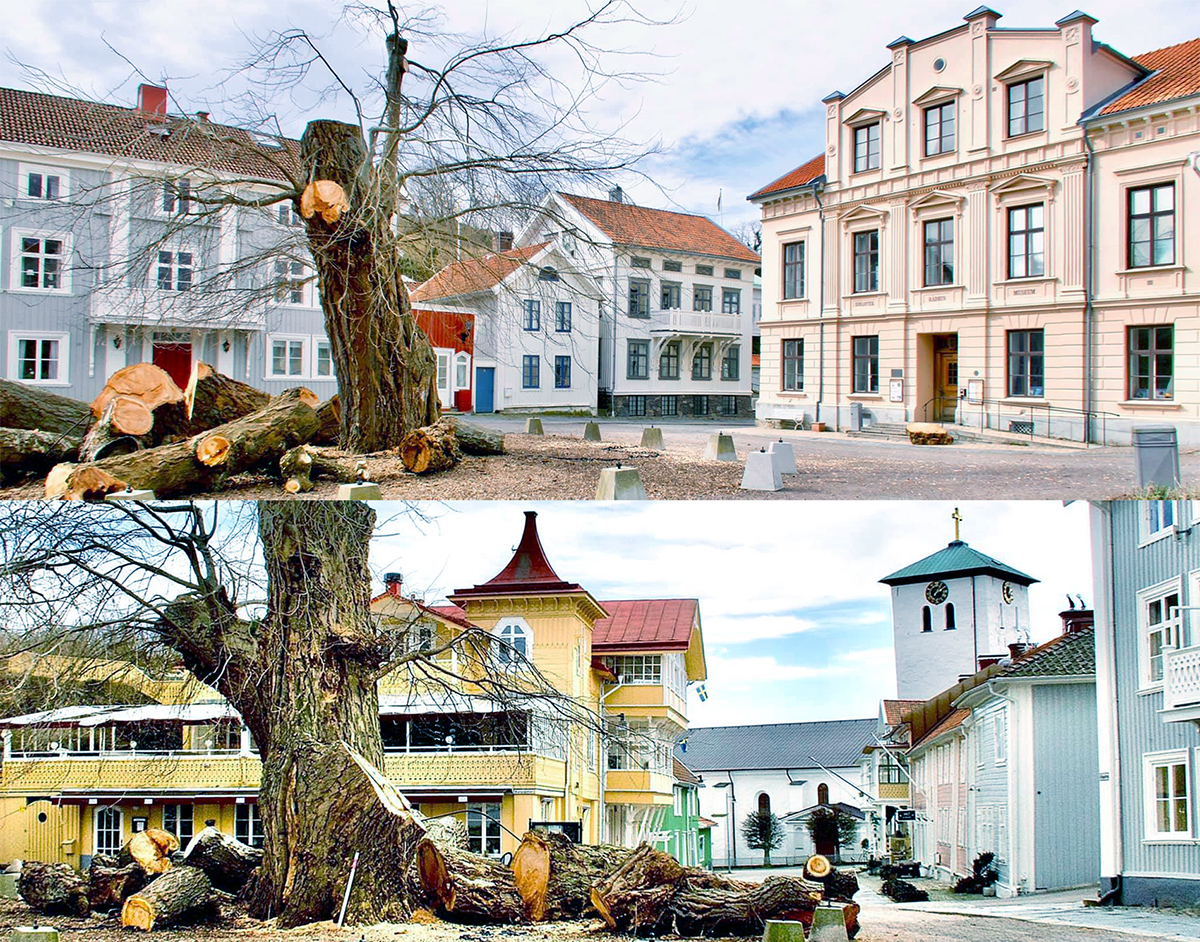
[879,509,1039,700]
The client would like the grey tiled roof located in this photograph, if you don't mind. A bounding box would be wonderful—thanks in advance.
[1001,626,1094,678]
[675,718,876,772]
[879,540,1038,587]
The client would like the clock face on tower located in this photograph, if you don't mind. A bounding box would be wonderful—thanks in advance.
[1002,581,1014,604]
[925,580,949,604]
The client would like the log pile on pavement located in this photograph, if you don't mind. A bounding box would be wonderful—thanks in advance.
[906,422,954,445]
[511,829,631,921]
[399,416,505,475]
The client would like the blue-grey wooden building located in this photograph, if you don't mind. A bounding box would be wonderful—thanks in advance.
[0,84,337,403]
[1090,500,1200,908]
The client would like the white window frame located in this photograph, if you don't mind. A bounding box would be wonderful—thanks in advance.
[466,801,502,856]
[273,259,313,307]
[314,339,335,380]
[1137,576,1184,690]
[454,352,470,391]
[494,618,532,665]
[235,803,264,848]
[7,331,71,387]
[152,245,196,292]
[994,710,1007,765]
[161,803,194,846]
[1140,500,1178,546]
[18,163,70,202]
[11,229,72,294]
[609,654,662,684]
[1143,750,1193,841]
[266,333,310,380]
[94,806,124,857]
[159,177,192,216]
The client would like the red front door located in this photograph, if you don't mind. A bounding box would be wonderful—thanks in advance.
[153,342,192,389]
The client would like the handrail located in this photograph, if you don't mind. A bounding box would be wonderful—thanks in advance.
[917,394,1120,446]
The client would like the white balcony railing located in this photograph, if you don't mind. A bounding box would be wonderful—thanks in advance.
[1163,644,1200,711]
[651,310,741,336]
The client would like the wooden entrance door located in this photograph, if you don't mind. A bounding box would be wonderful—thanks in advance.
[25,799,69,864]
[152,341,192,389]
[933,335,958,422]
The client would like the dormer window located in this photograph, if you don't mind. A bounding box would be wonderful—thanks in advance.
[495,621,531,664]
[539,267,559,282]
[854,123,881,172]
[1007,77,1045,137]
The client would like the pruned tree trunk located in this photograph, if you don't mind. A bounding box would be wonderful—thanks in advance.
[279,445,357,494]
[181,826,263,893]
[17,861,90,916]
[45,388,321,499]
[313,396,342,446]
[0,378,93,437]
[0,427,83,482]
[299,117,440,453]
[80,396,154,462]
[446,417,505,455]
[399,420,461,474]
[415,839,525,924]
[88,861,149,912]
[119,828,180,874]
[120,865,217,930]
[511,830,630,921]
[184,362,270,434]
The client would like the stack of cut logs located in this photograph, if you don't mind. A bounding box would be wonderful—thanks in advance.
[415,832,862,938]
[17,825,261,931]
[0,361,503,498]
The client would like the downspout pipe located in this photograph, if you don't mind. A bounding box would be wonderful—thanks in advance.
[812,181,827,427]
[1082,128,1097,444]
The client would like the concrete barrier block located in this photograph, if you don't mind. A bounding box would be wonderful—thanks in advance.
[761,920,805,942]
[640,426,664,449]
[104,488,157,501]
[767,440,797,474]
[741,450,783,491]
[809,905,849,942]
[0,872,17,899]
[596,466,648,500]
[583,421,602,442]
[525,418,544,435]
[704,432,737,461]
[12,929,60,942]
[336,482,382,500]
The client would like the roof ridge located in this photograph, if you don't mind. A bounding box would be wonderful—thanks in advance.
[689,717,876,731]
[1132,34,1200,62]
[559,191,720,223]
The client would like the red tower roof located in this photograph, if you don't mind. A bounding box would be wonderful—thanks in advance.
[451,511,584,599]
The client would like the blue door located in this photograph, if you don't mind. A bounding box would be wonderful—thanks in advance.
[475,367,495,413]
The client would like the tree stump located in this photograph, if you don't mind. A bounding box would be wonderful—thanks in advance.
[80,396,154,462]
[88,861,149,912]
[905,423,954,446]
[399,420,462,475]
[0,427,83,482]
[279,445,357,494]
[180,826,263,893]
[445,417,505,455]
[120,865,217,930]
[183,362,270,434]
[17,861,90,916]
[119,828,179,875]
[415,839,525,924]
[511,830,630,921]
[93,364,189,443]
[0,378,93,437]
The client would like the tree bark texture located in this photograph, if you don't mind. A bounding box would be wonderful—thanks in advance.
[0,379,94,437]
[446,417,505,455]
[181,826,263,893]
[312,396,342,446]
[399,420,461,475]
[279,445,357,493]
[17,861,90,916]
[184,362,271,434]
[120,865,216,930]
[45,388,321,499]
[88,861,149,912]
[0,427,82,482]
[415,839,525,924]
[511,830,630,921]
[299,118,440,453]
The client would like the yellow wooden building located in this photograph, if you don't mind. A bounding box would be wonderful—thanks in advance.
[0,511,707,867]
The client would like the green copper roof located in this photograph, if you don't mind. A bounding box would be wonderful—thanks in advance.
[879,540,1038,587]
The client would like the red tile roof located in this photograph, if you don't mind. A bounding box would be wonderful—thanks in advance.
[411,243,548,302]
[451,511,584,600]
[592,599,697,652]
[883,699,924,726]
[0,85,299,181]
[368,591,476,630]
[749,153,825,201]
[913,708,970,749]
[674,757,701,785]
[1100,37,1200,116]
[558,193,759,263]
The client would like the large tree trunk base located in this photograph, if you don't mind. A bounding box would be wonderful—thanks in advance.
[88,861,149,912]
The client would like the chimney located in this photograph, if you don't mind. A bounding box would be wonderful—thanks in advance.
[195,111,210,123]
[384,572,403,597]
[138,84,168,120]
[1008,642,1031,661]
[977,656,1002,670]
[608,186,624,204]
[496,231,514,252]
[1059,606,1094,635]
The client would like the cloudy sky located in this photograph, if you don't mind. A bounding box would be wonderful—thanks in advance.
[369,500,1092,728]
[4,0,1198,230]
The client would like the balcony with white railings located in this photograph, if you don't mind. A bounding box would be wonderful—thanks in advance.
[650,309,741,337]
[1162,643,1200,723]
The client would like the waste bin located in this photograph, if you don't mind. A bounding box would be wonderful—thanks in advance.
[1133,425,1180,490]
[849,401,863,432]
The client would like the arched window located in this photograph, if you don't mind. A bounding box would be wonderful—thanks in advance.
[945,603,956,630]
[758,793,771,814]
[922,606,932,632]
[817,783,830,805]
[495,622,531,663]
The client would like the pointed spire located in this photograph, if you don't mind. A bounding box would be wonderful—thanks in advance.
[451,511,582,599]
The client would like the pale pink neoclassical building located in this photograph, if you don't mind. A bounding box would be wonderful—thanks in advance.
[752,7,1200,443]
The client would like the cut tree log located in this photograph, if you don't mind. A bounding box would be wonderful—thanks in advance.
[590,843,689,933]
[445,416,505,455]
[119,827,180,875]
[183,362,270,434]
[93,364,190,443]
[312,396,341,446]
[279,445,357,494]
[415,839,525,924]
[17,860,90,916]
[0,378,94,438]
[80,396,154,462]
[88,861,149,912]
[120,865,217,931]
[399,420,462,475]
[180,826,263,893]
[46,388,322,499]
[906,422,954,446]
[0,427,83,482]
[511,830,630,921]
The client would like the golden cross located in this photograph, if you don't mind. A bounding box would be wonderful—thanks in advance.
[952,507,963,541]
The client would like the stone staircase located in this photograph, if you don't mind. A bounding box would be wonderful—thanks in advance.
[844,422,912,443]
